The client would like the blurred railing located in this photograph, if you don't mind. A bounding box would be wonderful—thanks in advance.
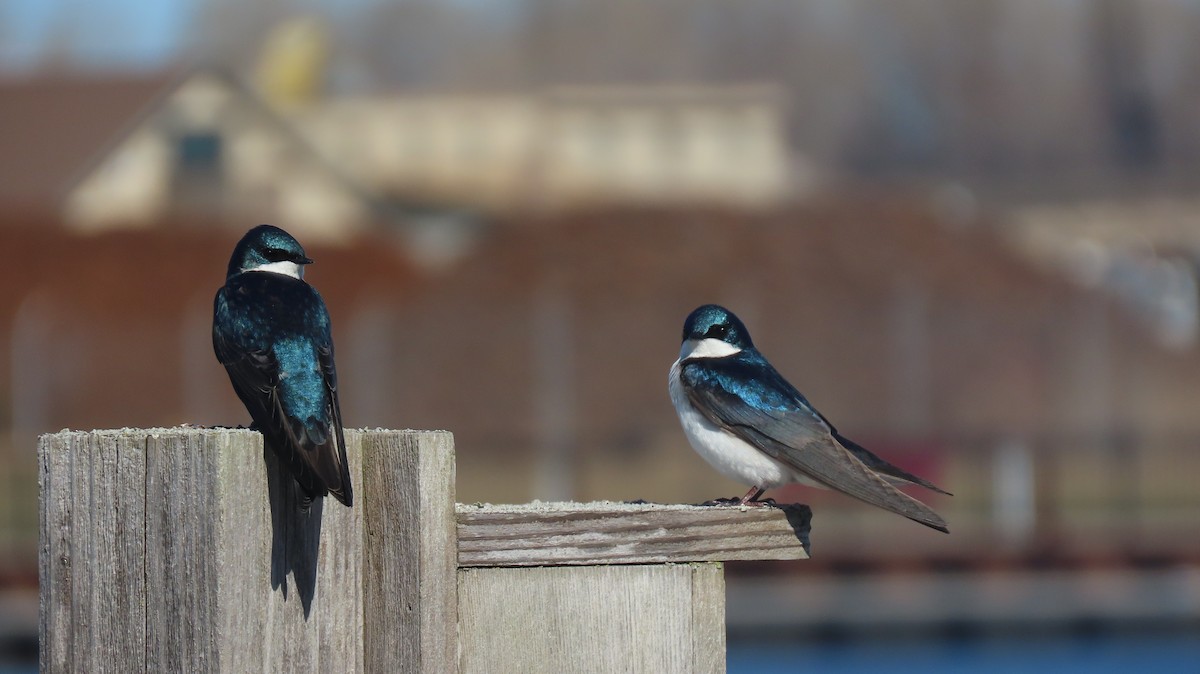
[771,431,1200,568]
[3,430,1199,585]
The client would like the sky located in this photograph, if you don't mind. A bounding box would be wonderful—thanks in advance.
[0,0,409,74]
[0,0,203,71]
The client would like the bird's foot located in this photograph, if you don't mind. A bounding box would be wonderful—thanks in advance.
[736,486,768,506]
[699,486,774,507]
[696,496,778,507]
[740,497,778,507]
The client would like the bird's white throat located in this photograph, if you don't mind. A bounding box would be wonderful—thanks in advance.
[679,337,741,361]
[245,260,305,280]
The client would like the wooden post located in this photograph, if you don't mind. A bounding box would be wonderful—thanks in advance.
[40,428,810,673]
[454,502,809,674]
[38,427,455,673]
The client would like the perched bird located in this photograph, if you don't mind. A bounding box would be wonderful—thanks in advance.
[213,224,353,507]
[668,304,948,532]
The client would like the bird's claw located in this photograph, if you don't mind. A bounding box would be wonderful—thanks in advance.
[697,496,779,507]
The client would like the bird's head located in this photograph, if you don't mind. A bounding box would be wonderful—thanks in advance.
[679,304,754,360]
[227,224,314,280]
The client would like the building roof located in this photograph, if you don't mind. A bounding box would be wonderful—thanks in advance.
[0,73,171,215]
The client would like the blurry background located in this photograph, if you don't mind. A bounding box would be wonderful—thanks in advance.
[3,0,1200,671]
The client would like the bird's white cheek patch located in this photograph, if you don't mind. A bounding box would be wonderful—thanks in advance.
[246,261,304,279]
[679,338,741,361]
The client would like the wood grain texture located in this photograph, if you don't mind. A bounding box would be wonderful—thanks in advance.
[38,427,369,673]
[458,564,726,674]
[39,430,148,674]
[457,501,811,567]
[209,428,365,674]
[690,563,726,674]
[91,431,148,673]
[144,429,218,672]
[38,431,80,673]
[42,428,789,674]
[361,430,457,674]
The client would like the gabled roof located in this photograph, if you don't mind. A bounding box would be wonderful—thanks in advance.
[0,72,171,214]
[61,68,390,241]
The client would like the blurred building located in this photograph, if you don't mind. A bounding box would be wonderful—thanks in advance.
[1005,196,1200,349]
[61,70,796,239]
[2,54,1200,578]
[64,70,376,245]
[0,74,170,218]
[295,84,794,212]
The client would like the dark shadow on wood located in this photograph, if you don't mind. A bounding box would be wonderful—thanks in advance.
[771,503,812,556]
[265,442,323,619]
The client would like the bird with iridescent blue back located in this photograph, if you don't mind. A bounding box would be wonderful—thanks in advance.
[213,224,353,507]
[668,304,949,532]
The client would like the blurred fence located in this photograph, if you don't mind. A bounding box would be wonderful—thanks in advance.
[784,432,1200,567]
[4,429,1200,584]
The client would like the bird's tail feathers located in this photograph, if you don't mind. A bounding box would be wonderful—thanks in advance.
[835,433,953,496]
[786,438,950,534]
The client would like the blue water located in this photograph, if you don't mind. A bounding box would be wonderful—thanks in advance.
[728,632,1200,674]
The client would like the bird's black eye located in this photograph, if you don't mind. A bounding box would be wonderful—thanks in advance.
[262,246,291,263]
[705,323,729,339]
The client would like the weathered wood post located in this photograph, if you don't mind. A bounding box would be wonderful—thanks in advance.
[40,428,809,673]
[38,428,455,673]
[455,502,809,674]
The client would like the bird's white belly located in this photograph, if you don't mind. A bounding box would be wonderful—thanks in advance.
[669,360,795,488]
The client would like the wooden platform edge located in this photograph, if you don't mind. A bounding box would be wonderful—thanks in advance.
[456,501,811,567]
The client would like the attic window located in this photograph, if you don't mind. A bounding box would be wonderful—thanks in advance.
[177,132,222,170]
[171,131,224,212]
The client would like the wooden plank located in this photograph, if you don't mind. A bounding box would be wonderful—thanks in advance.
[209,429,273,673]
[38,431,82,673]
[362,430,457,674]
[40,430,151,673]
[690,563,726,674]
[314,429,366,674]
[86,431,148,674]
[144,429,219,672]
[458,564,726,674]
[68,429,94,671]
[457,501,811,567]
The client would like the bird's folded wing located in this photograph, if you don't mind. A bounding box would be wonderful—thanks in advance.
[314,343,353,506]
[680,358,948,532]
[214,327,349,504]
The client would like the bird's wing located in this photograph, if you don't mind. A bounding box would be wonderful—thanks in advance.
[315,341,353,506]
[679,353,948,533]
[213,289,282,427]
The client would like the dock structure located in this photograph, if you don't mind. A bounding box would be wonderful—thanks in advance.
[39,428,809,673]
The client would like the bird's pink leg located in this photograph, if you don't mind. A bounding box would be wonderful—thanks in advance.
[738,486,767,505]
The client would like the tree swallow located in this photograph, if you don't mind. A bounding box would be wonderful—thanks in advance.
[213,224,353,507]
[668,304,949,532]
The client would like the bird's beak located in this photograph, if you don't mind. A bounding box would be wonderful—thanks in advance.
[301,256,314,265]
